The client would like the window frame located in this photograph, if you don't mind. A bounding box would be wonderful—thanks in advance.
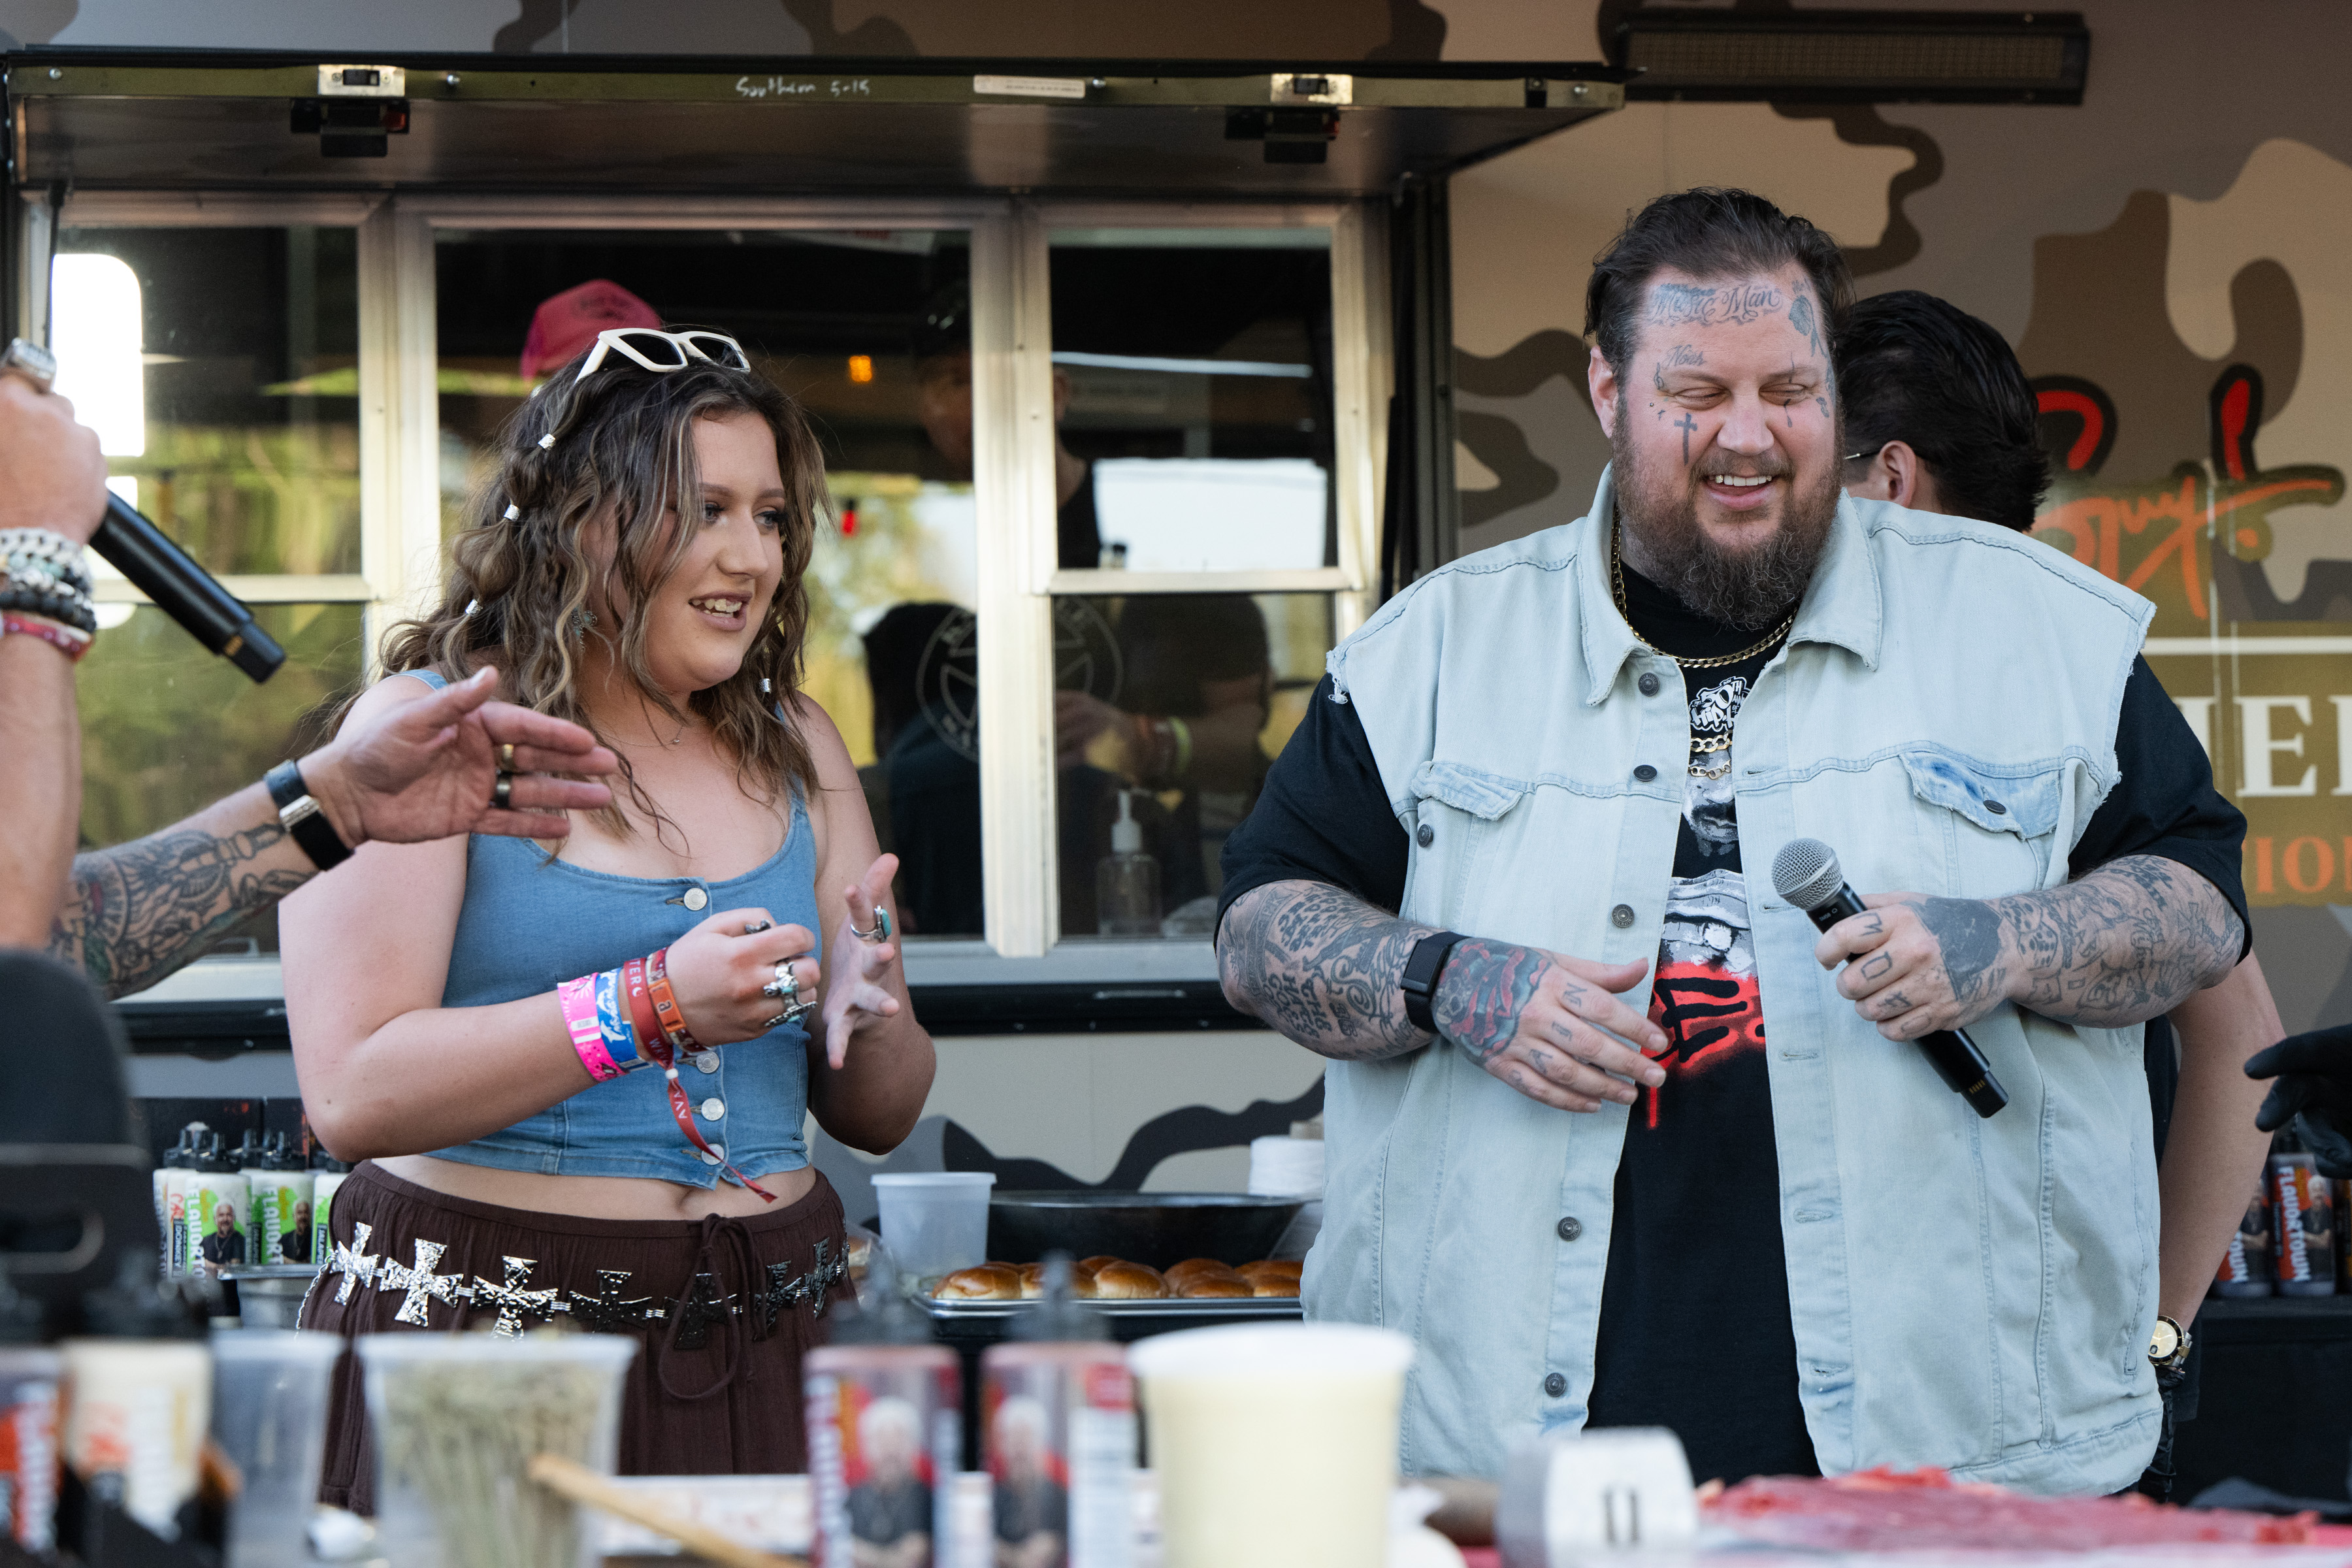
[45,190,1389,996]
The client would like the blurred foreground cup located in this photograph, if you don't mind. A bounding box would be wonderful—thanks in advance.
[1128,1322,1413,1568]
[359,1333,636,1568]
[209,1330,343,1568]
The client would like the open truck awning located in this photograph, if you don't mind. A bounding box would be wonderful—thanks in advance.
[10,53,1625,196]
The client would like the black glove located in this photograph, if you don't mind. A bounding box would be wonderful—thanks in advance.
[2246,1022,2352,1179]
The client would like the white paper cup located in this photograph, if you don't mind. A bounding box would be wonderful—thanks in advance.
[60,1339,212,1539]
[871,1171,996,1281]
[1128,1323,1413,1568]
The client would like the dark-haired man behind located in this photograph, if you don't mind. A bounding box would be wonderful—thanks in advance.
[1217,193,2247,1492]
[1836,289,2276,1499]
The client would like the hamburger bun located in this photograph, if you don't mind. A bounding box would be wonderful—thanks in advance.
[1247,1275,1300,1298]
[1088,1260,1168,1299]
[1164,1258,1245,1290]
[934,1263,1022,1301]
[1236,1259,1302,1283]
[1177,1274,1254,1299]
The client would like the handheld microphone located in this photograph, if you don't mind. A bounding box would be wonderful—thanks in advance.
[1770,836,2009,1119]
[1,338,284,685]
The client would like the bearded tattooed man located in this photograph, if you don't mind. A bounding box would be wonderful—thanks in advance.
[1215,189,2247,1494]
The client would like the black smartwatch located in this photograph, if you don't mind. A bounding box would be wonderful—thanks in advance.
[1400,930,1469,1034]
[263,759,353,872]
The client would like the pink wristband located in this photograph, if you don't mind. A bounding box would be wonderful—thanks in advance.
[557,973,625,1082]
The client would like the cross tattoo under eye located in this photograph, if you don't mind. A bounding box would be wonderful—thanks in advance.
[1675,412,1697,461]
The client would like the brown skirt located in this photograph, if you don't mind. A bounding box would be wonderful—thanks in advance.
[299,1160,851,1514]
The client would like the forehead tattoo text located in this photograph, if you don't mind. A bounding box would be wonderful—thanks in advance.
[1648,281,1783,328]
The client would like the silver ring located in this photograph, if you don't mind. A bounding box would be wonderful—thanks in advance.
[491,772,514,809]
[760,1000,813,1030]
[850,907,892,943]
[742,919,772,936]
[760,960,798,1001]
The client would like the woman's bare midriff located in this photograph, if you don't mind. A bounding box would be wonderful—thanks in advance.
[376,1154,816,1221]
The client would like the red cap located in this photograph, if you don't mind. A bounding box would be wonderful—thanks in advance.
[519,279,661,381]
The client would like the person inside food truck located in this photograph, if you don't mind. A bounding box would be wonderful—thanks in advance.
[0,372,620,998]
[1217,188,2248,1495]
[1835,286,2281,1498]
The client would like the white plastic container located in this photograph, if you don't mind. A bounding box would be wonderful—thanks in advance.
[871,1173,996,1282]
[1127,1323,1413,1568]
[209,1330,343,1568]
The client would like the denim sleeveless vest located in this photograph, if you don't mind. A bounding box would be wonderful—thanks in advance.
[400,670,818,1188]
[1310,468,2159,1494]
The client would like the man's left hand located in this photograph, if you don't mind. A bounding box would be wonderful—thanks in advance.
[303,667,618,847]
[1814,891,2011,1041]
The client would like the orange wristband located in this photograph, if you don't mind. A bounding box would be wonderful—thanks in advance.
[645,946,698,1050]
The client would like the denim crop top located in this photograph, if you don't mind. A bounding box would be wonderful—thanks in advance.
[403,670,817,1188]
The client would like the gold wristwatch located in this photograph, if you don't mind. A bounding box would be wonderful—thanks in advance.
[2148,1315,2191,1375]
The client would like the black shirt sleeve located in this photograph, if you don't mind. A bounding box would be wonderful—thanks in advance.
[2068,656,2252,958]
[1217,676,1411,932]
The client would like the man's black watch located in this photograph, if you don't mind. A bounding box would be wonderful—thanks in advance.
[1401,930,1469,1034]
[263,759,353,872]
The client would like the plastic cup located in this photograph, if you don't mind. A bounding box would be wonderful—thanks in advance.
[209,1331,343,1568]
[871,1172,996,1281]
[1128,1322,1414,1568]
[359,1333,637,1568]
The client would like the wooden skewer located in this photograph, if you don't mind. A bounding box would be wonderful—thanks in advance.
[524,1452,807,1568]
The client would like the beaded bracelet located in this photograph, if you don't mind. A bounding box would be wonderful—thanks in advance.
[0,583,96,636]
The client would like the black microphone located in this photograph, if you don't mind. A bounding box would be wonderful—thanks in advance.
[2,338,284,684]
[1771,836,2009,1119]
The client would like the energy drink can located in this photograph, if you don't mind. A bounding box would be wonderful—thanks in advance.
[312,1156,352,1271]
[2213,1173,2276,1298]
[806,1342,961,1568]
[2271,1150,2338,1296]
[981,1342,1135,1568]
[0,1348,61,1552]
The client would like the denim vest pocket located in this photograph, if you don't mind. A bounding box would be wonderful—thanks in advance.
[1403,760,1532,920]
[1900,747,2065,898]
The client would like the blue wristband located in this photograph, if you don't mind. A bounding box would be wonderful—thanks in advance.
[593,967,650,1073]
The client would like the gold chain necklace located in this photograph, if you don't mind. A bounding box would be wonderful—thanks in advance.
[1610,521,1796,670]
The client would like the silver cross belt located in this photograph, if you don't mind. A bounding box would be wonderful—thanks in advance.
[321,1224,849,1337]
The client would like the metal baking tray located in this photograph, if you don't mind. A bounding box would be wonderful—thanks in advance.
[914,1294,1300,1320]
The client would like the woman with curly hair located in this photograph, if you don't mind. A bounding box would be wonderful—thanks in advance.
[284,328,933,1504]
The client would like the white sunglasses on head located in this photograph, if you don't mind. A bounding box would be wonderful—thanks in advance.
[572,327,752,385]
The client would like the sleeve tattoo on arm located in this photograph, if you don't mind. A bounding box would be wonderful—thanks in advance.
[1218,882,1431,1057]
[48,823,314,1000]
[1986,855,2244,1026]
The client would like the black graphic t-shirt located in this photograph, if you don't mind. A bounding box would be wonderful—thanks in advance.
[1580,561,1816,1482]
[1215,553,2251,1484]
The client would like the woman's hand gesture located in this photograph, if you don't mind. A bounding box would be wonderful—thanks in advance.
[821,855,905,1070]
[661,909,821,1047]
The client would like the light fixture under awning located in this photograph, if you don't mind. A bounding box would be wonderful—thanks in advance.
[1610,8,2089,105]
[11,53,1628,196]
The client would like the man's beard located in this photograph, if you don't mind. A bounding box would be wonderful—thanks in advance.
[1610,415,1840,632]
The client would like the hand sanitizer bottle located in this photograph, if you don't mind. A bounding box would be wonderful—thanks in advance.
[1096,791,1162,937]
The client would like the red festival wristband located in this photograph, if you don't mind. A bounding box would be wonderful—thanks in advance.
[2,611,92,662]
[634,946,772,1203]
[622,956,662,1062]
